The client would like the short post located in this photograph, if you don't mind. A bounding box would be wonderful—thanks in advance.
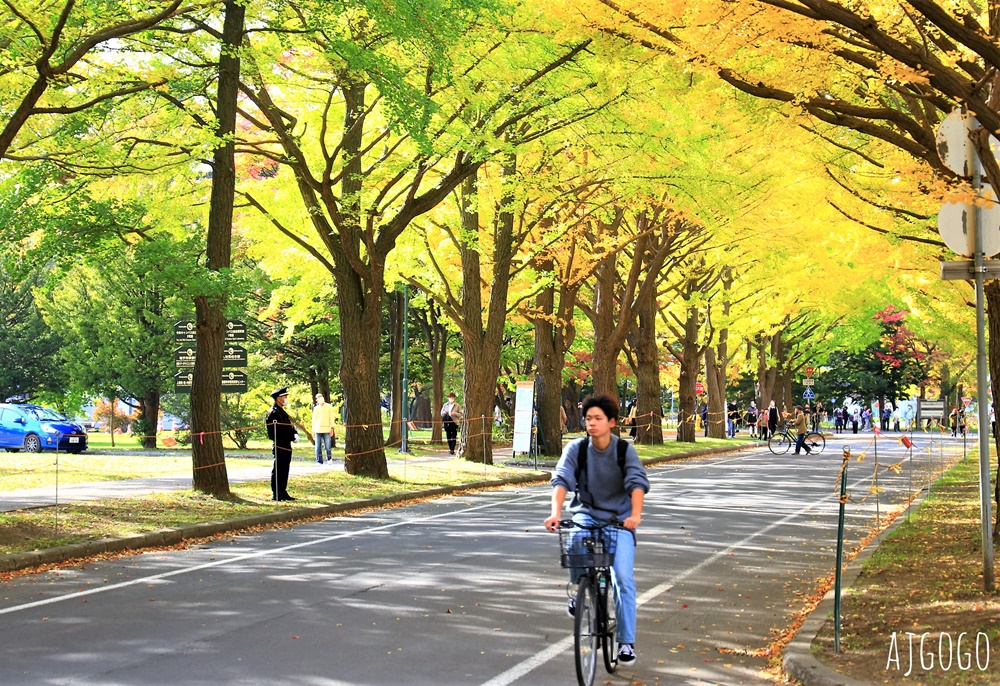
[835,445,850,655]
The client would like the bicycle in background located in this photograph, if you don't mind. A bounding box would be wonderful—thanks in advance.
[768,423,826,455]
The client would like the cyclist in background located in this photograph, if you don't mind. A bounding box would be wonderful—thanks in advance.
[544,394,651,666]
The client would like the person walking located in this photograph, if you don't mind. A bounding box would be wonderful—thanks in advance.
[266,387,298,501]
[792,405,811,455]
[767,400,779,439]
[746,401,758,439]
[312,393,336,464]
[727,400,739,438]
[441,392,463,455]
[544,393,651,667]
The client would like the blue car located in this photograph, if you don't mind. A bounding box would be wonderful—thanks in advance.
[0,403,89,453]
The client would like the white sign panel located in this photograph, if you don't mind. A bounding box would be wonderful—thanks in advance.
[512,380,535,454]
[938,184,1000,258]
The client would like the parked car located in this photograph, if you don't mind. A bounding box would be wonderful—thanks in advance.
[0,404,89,453]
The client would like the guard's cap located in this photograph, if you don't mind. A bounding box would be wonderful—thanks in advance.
[271,387,288,400]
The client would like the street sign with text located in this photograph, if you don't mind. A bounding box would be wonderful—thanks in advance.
[225,319,247,342]
[803,378,815,386]
[174,371,193,394]
[222,345,247,368]
[221,370,248,394]
[174,347,197,368]
[173,320,196,343]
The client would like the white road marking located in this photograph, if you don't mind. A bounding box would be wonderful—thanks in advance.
[476,459,894,686]
[0,493,539,617]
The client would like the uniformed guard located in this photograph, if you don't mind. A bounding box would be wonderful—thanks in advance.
[266,387,298,501]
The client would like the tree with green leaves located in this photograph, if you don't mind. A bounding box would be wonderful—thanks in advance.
[0,255,65,400]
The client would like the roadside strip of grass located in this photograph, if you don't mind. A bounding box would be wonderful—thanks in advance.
[0,459,542,559]
[810,450,1000,685]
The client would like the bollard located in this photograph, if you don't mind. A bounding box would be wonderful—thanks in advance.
[835,445,850,655]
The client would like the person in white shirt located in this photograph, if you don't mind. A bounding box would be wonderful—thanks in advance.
[312,393,336,464]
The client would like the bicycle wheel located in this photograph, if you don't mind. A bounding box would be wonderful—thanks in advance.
[806,432,826,454]
[574,576,598,686]
[600,573,619,673]
[768,432,791,455]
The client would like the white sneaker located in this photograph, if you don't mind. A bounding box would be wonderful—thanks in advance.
[617,643,636,665]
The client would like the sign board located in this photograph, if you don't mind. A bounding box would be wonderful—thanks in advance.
[221,370,248,394]
[937,187,1000,258]
[802,388,815,400]
[174,346,197,368]
[963,396,973,407]
[225,319,247,342]
[174,371,193,394]
[805,366,814,377]
[695,381,705,395]
[512,379,535,454]
[222,345,248,368]
[174,319,196,343]
[802,378,815,387]
[917,399,945,419]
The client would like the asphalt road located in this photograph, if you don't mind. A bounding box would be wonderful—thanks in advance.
[0,432,965,686]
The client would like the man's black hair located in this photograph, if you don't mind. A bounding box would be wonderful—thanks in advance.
[581,393,619,422]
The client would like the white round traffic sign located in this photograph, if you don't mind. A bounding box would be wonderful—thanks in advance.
[938,184,1000,257]
[936,108,1000,177]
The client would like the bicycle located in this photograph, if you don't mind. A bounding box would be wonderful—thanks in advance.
[558,519,621,686]
[767,424,826,455]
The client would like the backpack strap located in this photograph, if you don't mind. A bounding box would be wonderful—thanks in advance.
[575,435,629,512]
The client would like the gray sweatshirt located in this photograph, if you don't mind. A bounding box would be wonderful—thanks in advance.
[550,435,650,520]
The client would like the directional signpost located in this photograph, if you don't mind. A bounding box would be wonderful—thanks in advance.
[222,345,248,368]
[174,347,197,369]
[221,371,248,394]
[935,108,996,590]
[174,371,193,394]
[173,319,250,394]
[225,319,247,342]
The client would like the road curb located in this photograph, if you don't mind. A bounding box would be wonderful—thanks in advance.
[0,472,549,574]
[0,441,757,575]
[782,481,938,686]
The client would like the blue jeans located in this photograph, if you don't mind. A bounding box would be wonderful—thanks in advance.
[315,432,332,462]
[794,433,810,454]
[568,514,638,645]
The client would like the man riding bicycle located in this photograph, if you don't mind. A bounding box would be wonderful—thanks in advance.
[544,394,651,666]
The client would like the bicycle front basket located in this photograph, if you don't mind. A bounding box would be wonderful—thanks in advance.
[559,525,618,569]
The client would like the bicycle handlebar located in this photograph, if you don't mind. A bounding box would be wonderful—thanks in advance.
[558,518,623,530]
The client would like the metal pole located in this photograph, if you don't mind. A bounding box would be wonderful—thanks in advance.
[969,111,996,592]
[400,285,410,454]
[835,445,850,655]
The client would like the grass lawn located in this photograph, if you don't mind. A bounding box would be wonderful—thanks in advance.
[811,451,1000,684]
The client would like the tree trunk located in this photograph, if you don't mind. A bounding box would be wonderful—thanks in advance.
[191,1,244,498]
[416,304,448,442]
[630,297,662,444]
[676,306,700,443]
[140,389,159,450]
[564,380,582,432]
[534,279,564,456]
[705,348,727,439]
[590,254,621,402]
[387,290,404,448]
